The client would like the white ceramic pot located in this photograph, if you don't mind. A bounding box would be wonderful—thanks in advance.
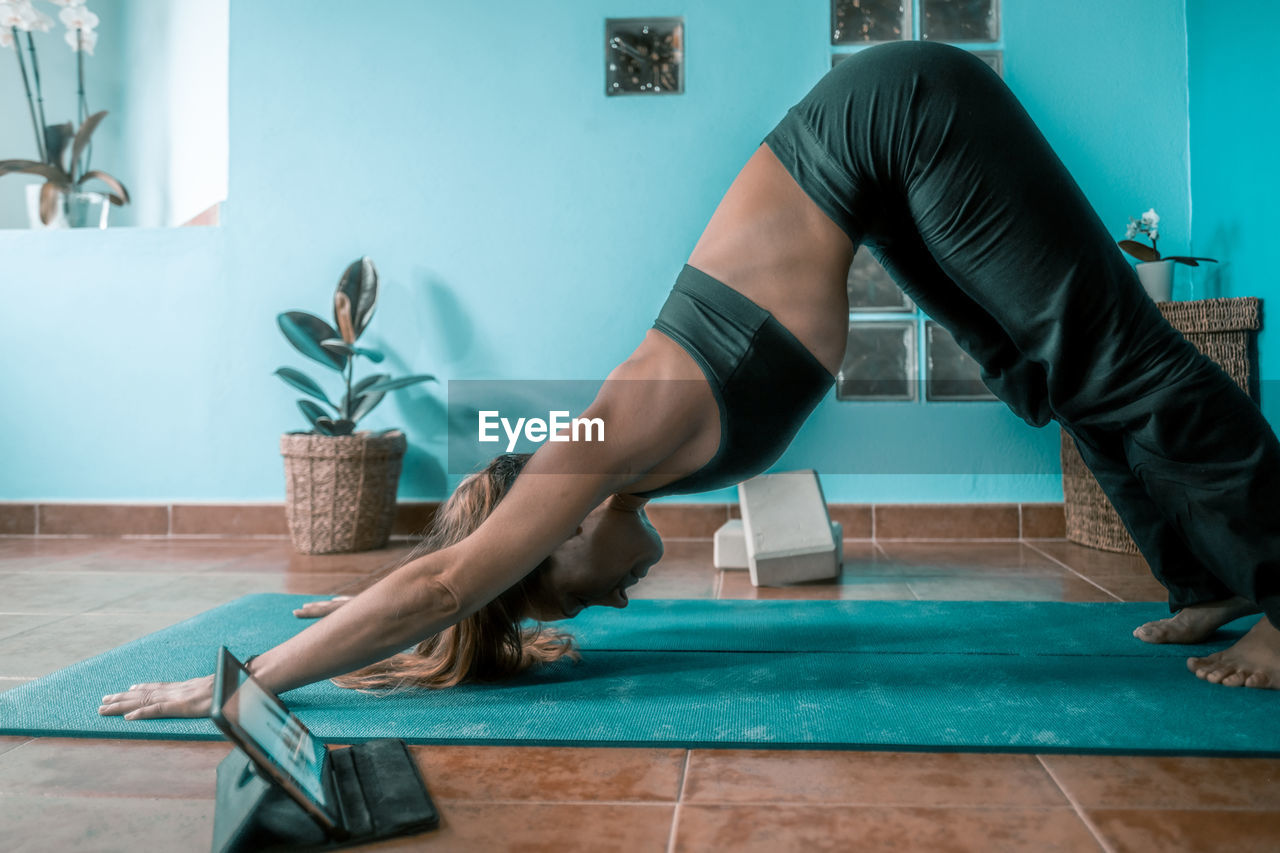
[1136,260,1174,303]
[25,184,110,229]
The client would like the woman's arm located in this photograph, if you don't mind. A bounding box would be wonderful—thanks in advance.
[99,550,467,719]
[100,459,624,719]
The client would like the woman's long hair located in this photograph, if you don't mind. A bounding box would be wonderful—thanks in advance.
[331,453,579,693]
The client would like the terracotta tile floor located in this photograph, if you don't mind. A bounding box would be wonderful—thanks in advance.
[1,535,1278,852]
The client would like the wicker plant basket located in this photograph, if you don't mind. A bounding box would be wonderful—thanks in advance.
[280,430,408,554]
[1061,297,1262,553]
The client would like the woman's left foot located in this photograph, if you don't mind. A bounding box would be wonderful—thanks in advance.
[1133,596,1259,644]
[1187,616,1280,689]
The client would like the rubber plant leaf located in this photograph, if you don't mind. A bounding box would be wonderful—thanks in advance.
[80,170,130,205]
[333,292,357,343]
[331,418,356,436]
[320,338,385,363]
[1118,240,1159,262]
[334,257,378,340]
[320,340,353,360]
[70,111,107,182]
[278,312,347,371]
[312,416,338,436]
[340,373,389,420]
[352,373,389,395]
[297,399,329,431]
[348,390,386,424]
[275,367,335,408]
[364,374,436,393]
[337,371,376,417]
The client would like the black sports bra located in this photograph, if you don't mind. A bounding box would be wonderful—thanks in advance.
[633,265,834,498]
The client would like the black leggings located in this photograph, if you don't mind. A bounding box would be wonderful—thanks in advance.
[764,41,1280,625]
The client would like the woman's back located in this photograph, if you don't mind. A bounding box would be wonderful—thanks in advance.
[686,143,856,376]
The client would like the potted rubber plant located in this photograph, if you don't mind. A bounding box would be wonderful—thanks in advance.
[275,257,435,554]
[1118,208,1216,302]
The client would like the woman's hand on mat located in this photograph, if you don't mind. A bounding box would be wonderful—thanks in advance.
[98,674,215,721]
[293,595,353,619]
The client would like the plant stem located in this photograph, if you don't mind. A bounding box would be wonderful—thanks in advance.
[346,357,355,421]
[12,27,47,163]
[25,32,50,167]
[76,28,91,179]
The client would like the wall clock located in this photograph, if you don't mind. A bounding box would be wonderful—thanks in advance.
[605,18,684,96]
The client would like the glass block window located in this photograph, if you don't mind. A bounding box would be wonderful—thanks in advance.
[974,49,1002,76]
[924,321,997,401]
[837,319,916,401]
[848,246,914,312]
[831,0,909,45]
[831,0,1003,79]
[830,1,1002,404]
[921,0,998,42]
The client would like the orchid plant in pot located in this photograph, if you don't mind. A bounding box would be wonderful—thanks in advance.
[274,257,436,554]
[1118,208,1217,303]
[0,0,129,228]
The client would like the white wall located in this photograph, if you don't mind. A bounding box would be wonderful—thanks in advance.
[115,0,227,227]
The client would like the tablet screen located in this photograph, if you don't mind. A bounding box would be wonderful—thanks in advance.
[212,648,338,829]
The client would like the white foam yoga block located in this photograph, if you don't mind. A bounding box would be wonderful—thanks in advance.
[716,518,844,572]
[738,470,840,586]
[713,519,749,569]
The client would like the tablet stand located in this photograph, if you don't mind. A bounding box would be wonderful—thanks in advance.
[211,738,439,853]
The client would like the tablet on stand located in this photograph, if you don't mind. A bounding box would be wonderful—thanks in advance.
[209,647,439,852]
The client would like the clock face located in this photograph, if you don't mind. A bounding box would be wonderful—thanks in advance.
[605,18,684,96]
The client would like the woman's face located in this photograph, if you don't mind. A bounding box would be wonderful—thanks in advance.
[528,497,664,621]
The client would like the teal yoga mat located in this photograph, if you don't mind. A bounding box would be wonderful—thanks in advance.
[1,595,1275,755]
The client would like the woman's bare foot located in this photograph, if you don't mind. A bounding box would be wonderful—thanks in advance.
[1133,596,1260,644]
[1187,616,1280,689]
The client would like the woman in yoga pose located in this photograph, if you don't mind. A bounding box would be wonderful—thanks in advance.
[101,42,1280,720]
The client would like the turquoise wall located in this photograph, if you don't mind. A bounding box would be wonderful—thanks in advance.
[0,1,1205,503]
[1187,0,1280,425]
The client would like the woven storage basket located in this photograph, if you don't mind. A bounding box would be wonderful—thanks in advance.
[1061,297,1262,553]
[280,430,408,554]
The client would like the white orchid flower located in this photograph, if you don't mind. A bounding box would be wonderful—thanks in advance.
[1141,208,1160,226]
[1124,221,1138,239]
[47,0,88,6]
[0,27,12,47]
[58,3,97,30]
[1149,227,1159,242]
[63,22,93,52]
[0,2,34,30]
